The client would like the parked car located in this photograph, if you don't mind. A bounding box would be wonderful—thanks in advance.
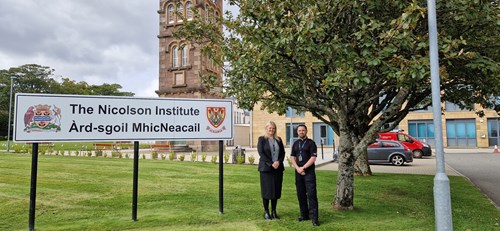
[378,131,432,158]
[368,140,413,166]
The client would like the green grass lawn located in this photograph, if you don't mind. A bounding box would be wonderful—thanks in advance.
[0,141,153,152]
[0,153,499,231]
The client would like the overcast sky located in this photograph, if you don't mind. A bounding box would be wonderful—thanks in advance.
[0,0,237,97]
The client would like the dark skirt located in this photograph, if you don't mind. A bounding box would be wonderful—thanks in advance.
[260,171,283,199]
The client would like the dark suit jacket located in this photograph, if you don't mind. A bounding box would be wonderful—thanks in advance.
[257,136,285,172]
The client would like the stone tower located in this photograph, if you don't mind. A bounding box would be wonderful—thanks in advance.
[157,0,223,151]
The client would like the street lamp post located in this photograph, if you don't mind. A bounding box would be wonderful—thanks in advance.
[428,0,453,230]
[7,76,15,152]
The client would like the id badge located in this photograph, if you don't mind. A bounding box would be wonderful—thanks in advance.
[298,155,302,162]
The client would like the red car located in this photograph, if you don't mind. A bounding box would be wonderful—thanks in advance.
[378,131,432,158]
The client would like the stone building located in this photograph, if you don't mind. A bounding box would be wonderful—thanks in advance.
[156,0,223,151]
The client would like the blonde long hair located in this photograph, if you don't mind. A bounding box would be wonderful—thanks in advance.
[264,121,281,141]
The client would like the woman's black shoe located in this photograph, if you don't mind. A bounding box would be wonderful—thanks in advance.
[264,211,272,220]
[271,210,280,220]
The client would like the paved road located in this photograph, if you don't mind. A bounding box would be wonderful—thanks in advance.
[316,149,500,209]
[445,152,500,209]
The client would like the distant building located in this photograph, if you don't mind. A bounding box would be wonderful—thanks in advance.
[227,101,250,147]
[251,103,339,150]
[251,102,499,149]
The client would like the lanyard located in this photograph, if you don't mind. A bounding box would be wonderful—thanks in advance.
[298,140,306,162]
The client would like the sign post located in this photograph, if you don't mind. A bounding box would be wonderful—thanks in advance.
[219,140,224,214]
[132,141,139,221]
[14,94,233,229]
[28,143,38,231]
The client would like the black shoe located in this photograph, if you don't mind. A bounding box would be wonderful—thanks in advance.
[271,210,280,220]
[297,216,310,222]
[264,211,272,220]
[312,219,320,226]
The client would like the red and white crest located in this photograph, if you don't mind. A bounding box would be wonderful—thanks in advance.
[206,107,226,128]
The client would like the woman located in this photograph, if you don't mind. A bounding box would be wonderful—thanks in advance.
[257,121,285,220]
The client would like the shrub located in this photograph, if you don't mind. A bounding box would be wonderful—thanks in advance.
[201,153,207,162]
[223,152,229,163]
[179,155,185,161]
[248,155,256,165]
[125,154,130,159]
[95,150,103,157]
[161,154,166,160]
[169,152,176,160]
[152,151,158,160]
[190,152,198,162]
[286,156,292,167]
[211,155,217,164]
[86,151,92,157]
[14,145,22,153]
[141,154,146,159]
[237,154,245,164]
[112,151,120,158]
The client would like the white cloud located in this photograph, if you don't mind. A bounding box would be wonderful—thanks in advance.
[0,0,159,97]
[0,0,240,98]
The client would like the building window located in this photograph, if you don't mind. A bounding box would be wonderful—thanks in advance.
[487,118,500,146]
[182,45,188,66]
[286,123,305,146]
[408,120,435,146]
[177,4,184,22]
[446,119,477,147]
[286,107,304,117]
[172,46,179,67]
[167,4,175,24]
[414,104,433,112]
[186,1,193,20]
[174,71,185,86]
[445,101,474,112]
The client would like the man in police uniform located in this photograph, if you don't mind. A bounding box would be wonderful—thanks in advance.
[291,124,319,226]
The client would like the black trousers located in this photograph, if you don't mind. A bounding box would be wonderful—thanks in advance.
[295,170,318,220]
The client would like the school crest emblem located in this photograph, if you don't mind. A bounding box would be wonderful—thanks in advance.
[206,107,226,133]
[24,104,62,133]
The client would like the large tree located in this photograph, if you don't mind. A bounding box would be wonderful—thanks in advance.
[177,0,499,210]
[0,64,134,136]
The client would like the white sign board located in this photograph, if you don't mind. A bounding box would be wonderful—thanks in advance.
[13,93,233,142]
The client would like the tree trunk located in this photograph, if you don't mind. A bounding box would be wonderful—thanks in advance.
[333,129,355,210]
[354,148,372,176]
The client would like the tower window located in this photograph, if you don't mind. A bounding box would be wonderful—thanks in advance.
[182,45,189,66]
[172,46,179,67]
[186,1,193,21]
[167,4,175,24]
[205,4,209,21]
[177,4,184,22]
